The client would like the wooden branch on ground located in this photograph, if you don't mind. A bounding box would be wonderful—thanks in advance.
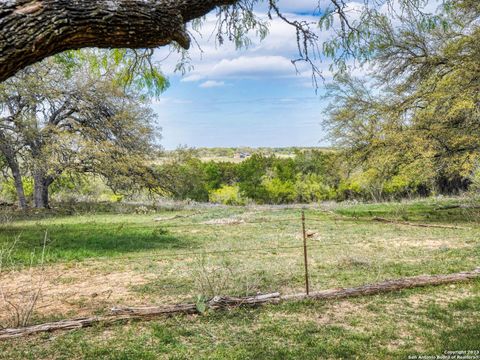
[1,270,479,340]
[111,293,282,316]
[372,217,469,229]
[282,268,480,301]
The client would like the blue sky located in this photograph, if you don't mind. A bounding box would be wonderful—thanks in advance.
[154,78,328,149]
[151,0,441,150]
[151,2,338,150]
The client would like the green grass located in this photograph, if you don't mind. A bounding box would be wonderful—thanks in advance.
[0,198,479,359]
[335,198,480,223]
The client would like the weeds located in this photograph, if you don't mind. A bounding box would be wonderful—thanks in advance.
[191,255,268,299]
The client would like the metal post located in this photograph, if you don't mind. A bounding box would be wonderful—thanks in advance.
[301,210,310,295]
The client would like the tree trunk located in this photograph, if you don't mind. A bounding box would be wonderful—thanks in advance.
[0,0,237,82]
[10,162,27,210]
[33,170,53,209]
[0,135,27,209]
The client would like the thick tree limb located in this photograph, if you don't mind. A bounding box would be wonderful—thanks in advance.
[0,0,238,82]
[1,269,479,340]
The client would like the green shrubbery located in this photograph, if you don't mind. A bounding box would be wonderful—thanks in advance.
[0,177,34,202]
[469,166,480,198]
[261,177,296,204]
[294,174,334,202]
[209,185,245,205]
[1,148,473,206]
[152,149,442,204]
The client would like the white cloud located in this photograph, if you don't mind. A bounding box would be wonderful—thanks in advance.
[199,80,226,88]
[154,0,440,85]
[182,74,204,82]
[155,11,332,83]
[212,55,294,77]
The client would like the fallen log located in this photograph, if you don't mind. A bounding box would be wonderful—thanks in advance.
[1,270,479,340]
[111,303,198,316]
[0,293,281,340]
[372,217,469,229]
[0,315,126,340]
[111,292,281,316]
[282,268,480,301]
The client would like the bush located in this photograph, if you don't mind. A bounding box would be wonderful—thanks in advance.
[294,174,334,202]
[336,177,363,201]
[469,166,480,196]
[0,177,34,202]
[261,177,295,204]
[383,174,415,199]
[237,154,272,200]
[156,150,209,202]
[50,173,110,201]
[209,185,245,205]
[203,161,238,191]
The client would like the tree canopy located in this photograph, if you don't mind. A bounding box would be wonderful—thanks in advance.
[0,50,161,208]
[324,0,480,197]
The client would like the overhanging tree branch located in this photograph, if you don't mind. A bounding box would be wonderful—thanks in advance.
[0,0,238,82]
[0,0,437,83]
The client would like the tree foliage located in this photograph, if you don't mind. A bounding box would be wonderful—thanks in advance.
[324,0,480,197]
[0,50,162,208]
[0,0,457,85]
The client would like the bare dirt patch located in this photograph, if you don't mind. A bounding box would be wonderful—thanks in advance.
[0,262,157,324]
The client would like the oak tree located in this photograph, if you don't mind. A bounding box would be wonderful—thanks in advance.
[324,0,480,196]
[0,51,161,208]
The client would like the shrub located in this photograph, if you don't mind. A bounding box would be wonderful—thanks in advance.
[156,150,209,202]
[0,177,34,202]
[209,185,245,205]
[383,174,415,199]
[261,177,295,204]
[237,154,272,200]
[50,173,109,201]
[294,174,334,202]
[469,165,480,196]
[336,178,363,201]
[203,161,238,191]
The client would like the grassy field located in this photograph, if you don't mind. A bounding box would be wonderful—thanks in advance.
[0,198,479,359]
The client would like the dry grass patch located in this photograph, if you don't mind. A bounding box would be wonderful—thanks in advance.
[202,217,246,225]
[0,262,158,323]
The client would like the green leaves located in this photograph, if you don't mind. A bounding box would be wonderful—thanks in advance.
[53,48,169,99]
[323,0,480,200]
[195,295,208,314]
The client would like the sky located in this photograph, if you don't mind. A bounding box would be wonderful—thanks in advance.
[151,1,343,150]
[151,0,440,150]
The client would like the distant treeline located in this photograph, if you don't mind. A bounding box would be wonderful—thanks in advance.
[151,148,476,205]
[164,147,331,159]
[1,147,477,205]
